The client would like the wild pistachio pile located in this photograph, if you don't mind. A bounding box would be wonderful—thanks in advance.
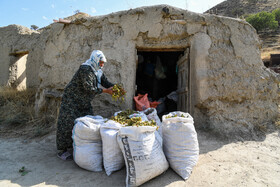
[112,84,126,102]
[110,109,135,125]
[126,117,156,127]
[165,114,189,119]
[110,109,157,127]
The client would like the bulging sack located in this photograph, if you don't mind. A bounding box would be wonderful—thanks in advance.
[73,115,104,142]
[73,142,102,171]
[144,108,162,137]
[100,120,125,176]
[117,126,169,187]
[162,111,199,180]
[72,115,106,172]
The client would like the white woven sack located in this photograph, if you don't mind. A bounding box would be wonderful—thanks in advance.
[144,108,162,137]
[73,142,103,172]
[72,115,105,172]
[73,115,105,141]
[117,126,169,187]
[100,120,125,176]
[162,111,199,180]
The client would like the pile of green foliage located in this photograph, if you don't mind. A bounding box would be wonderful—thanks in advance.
[110,110,157,127]
[246,8,280,32]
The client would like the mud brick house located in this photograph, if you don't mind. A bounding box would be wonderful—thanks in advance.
[0,5,279,138]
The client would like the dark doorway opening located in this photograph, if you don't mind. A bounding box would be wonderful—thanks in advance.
[136,51,184,117]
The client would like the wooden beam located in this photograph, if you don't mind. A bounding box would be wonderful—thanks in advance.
[137,48,185,52]
[9,51,29,56]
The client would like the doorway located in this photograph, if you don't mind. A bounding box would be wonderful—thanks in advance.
[9,52,28,90]
[136,50,185,117]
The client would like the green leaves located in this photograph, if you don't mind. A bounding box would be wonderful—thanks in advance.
[110,110,157,127]
[272,8,280,24]
[166,114,188,119]
[112,84,126,102]
[246,11,278,32]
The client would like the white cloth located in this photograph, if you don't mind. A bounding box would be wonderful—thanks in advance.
[82,50,106,88]
[155,56,166,80]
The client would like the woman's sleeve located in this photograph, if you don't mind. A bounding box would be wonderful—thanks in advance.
[101,73,114,88]
[81,68,103,94]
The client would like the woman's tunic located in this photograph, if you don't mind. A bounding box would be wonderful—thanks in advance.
[56,65,113,151]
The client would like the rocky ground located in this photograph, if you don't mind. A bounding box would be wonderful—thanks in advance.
[0,129,279,187]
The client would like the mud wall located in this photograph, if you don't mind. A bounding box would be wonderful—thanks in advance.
[0,25,43,88]
[0,5,279,138]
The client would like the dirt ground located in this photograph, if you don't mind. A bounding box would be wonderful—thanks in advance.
[0,129,279,187]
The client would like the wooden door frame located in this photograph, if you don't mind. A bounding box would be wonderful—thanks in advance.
[177,47,191,114]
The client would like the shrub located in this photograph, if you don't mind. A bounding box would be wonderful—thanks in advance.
[246,11,278,32]
[272,8,280,24]
[30,25,39,30]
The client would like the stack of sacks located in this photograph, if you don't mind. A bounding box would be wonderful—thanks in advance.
[71,109,199,186]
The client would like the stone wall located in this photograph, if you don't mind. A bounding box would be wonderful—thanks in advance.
[0,5,279,138]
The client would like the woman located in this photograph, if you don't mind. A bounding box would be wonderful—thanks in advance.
[56,50,114,160]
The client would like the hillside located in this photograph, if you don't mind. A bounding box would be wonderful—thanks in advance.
[205,0,280,67]
[205,0,280,18]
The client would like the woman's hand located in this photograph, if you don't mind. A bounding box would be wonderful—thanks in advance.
[103,87,113,95]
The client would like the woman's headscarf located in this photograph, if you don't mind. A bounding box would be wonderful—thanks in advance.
[82,50,107,88]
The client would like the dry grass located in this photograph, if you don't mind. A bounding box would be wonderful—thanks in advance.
[261,48,280,61]
[261,50,274,61]
[0,87,57,138]
[260,29,280,62]
[0,87,35,125]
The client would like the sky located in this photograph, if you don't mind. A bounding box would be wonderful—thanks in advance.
[0,0,225,29]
